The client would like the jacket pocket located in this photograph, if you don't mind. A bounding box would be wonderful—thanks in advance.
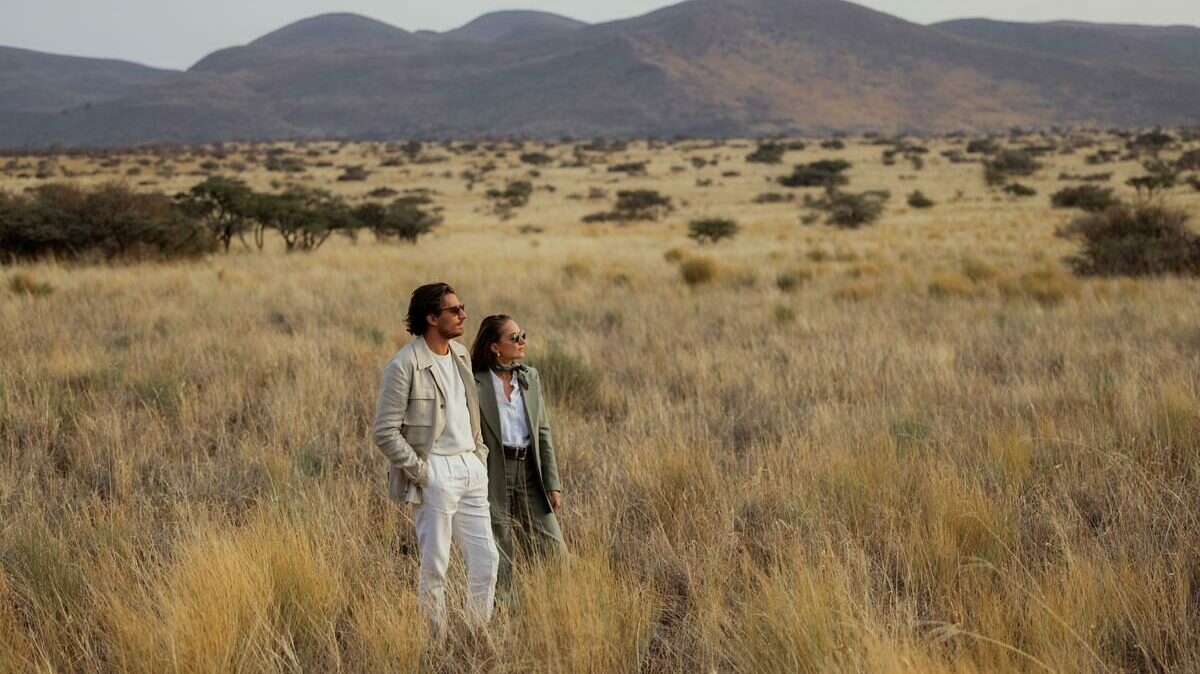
[405,396,436,426]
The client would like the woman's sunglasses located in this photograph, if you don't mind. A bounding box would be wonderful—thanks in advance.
[503,331,527,344]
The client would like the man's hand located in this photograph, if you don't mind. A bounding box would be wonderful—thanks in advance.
[547,490,562,512]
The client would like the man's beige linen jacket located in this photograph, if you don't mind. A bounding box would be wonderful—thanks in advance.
[371,337,489,504]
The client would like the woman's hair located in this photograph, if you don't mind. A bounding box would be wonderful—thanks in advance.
[470,314,513,372]
[405,282,456,336]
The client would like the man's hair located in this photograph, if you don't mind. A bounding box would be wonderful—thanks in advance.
[470,314,513,373]
[406,282,456,336]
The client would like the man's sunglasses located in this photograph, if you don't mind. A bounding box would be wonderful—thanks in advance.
[503,331,527,344]
[434,304,467,316]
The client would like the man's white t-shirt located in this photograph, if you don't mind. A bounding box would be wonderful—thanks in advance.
[431,351,474,455]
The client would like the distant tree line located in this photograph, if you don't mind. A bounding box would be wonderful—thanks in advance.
[0,177,440,262]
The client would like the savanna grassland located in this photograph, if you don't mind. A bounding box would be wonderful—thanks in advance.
[2,132,1200,673]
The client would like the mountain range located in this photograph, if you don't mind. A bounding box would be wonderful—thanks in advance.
[2,0,1199,148]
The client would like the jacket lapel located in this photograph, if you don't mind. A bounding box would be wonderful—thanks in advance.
[474,370,501,441]
[521,378,538,451]
[415,337,448,402]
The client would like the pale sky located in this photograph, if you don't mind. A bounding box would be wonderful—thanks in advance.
[2,0,1199,70]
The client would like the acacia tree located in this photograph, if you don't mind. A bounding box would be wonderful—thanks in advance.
[254,187,354,252]
[175,176,255,252]
[356,198,440,243]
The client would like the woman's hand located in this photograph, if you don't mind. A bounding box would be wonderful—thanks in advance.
[547,490,562,512]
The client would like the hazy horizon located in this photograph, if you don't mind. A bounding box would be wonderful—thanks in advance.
[3,0,1200,70]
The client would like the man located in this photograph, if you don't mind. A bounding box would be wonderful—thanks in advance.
[372,282,498,638]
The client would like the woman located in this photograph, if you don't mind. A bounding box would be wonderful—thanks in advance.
[470,315,566,601]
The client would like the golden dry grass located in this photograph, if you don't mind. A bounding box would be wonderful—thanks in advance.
[2,133,1200,672]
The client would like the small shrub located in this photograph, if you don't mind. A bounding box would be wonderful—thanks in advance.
[610,190,673,221]
[519,152,553,166]
[927,272,977,298]
[366,187,399,199]
[679,256,717,286]
[832,280,879,302]
[688,218,739,244]
[8,272,54,296]
[999,268,1079,306]
[906,191,935,208]
[1128,130,1174,153]
[1174,149,1200,171]
[775,268,812,292]
[754,192,793,204]
[662,247,687,263]
[966,138,997,154]
[778,160,851,188]
[336,165,370,181]
[745,143,786,165]
[1003,183,1037,197]
[805,189,888,228]
[985,150,1041,186]
[607,161,648,176]
[1126,169,1177,196]
[533,343,601,411]
[486,180,533,219]
[1050,185,1117,212]
[1058,202,1200,277]
[960,257,999,283]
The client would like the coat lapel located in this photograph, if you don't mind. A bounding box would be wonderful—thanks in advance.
[416,337,448,402]
[474,370,502,441]
[521,378,538,451]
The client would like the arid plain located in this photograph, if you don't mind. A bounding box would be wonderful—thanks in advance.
[2,133,1200,672]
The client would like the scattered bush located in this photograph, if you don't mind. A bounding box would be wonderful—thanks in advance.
[0,182,214,262]
[927,272,978,298]
[584,190,673,223]
[1174,149,1200,171]
[745,143,786,165]
[778,160,851,188]
[688,218,739,244]
[336,165,370,182]
[679,256,718,286]
[366,187,399,199]
[906,191,935,209]
[1126,162,1178,196]
[1128,130,1174,153]
[1050,185,1117,212]
[486,180,533,219]
[999,267,1080,306]
[985,150,1041,186]
[775,268,812,292]
[804,189,888,228]
[1057,171,1112,182]
[519,152,553,166]
[1003,183,1037,197]
[754,192,794,204]
[8,272,53,296]
[966,138,998,154]
[1058,202,1200,277]
[534,343,600,411]
[607,161,648,176]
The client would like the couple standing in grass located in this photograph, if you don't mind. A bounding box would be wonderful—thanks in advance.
[371,282,565,638]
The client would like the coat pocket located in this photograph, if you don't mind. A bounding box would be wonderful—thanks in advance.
[404,396,436,426]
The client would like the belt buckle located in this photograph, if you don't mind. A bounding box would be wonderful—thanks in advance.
[507,445,527,460]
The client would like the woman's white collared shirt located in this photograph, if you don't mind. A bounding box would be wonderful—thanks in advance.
[490,370,532,447]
